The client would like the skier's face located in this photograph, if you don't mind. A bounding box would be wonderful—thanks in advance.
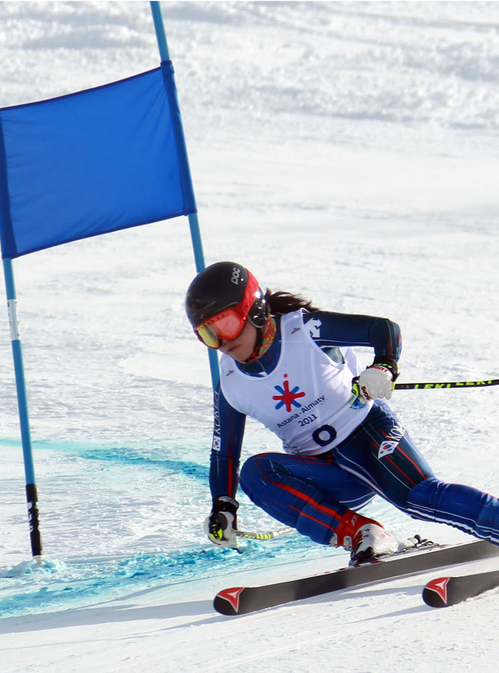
[218,320,257,362]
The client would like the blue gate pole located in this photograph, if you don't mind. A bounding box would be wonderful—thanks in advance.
[150,1,220,389]
[2,257,43,558]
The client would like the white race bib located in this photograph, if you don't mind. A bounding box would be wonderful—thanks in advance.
[220,310,372,455]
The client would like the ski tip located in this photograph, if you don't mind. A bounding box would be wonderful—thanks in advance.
[422,576,451,608]
[214,587,245,616]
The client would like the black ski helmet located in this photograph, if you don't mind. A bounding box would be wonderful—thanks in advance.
[185,261,268,330]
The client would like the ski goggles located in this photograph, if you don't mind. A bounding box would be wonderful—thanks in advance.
[194,309,247,349]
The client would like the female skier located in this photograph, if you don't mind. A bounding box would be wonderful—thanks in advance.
[185,261,499,564]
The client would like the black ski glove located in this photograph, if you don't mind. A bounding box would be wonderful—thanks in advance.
[204,496,239,547]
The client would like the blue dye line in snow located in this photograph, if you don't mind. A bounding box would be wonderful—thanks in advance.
[76,446,209,481]
[0,437,390,619]
[0,534,334,620]
[0,438,209,480]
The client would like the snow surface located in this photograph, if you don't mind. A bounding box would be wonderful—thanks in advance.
[0,1,498,671]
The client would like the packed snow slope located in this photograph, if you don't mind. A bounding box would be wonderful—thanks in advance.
[0,2,498,671]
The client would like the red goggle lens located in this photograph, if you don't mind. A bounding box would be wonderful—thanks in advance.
[195,309,246,349]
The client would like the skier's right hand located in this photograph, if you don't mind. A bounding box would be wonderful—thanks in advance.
[204,496,239,547]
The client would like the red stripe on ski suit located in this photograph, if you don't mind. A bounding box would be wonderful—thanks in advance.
[275,481,343,525]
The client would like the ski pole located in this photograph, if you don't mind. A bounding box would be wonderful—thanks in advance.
[236,526,294,541]
[394,378,499,390]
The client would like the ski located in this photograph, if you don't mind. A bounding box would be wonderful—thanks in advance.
[422,567,499,608]
[214,539,499,616]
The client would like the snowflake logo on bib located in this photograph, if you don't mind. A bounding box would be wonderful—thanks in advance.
[273,374,306,412]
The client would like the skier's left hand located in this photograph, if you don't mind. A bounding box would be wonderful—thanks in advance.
[357,365,394,401]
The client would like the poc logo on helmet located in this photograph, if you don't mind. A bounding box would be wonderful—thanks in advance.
[231,267,241,285]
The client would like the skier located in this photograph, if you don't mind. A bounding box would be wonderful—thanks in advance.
[185,261,499,564]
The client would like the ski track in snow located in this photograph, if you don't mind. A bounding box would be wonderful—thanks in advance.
[0,2,498,671]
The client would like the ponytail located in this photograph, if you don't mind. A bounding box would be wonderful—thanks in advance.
[264,290,320,316]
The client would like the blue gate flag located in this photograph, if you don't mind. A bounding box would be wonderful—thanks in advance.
[0,63,197,259]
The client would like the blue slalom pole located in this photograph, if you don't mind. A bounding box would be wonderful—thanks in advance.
[2,257,43,557]
[150,0,170,60]
[150,1,219,389]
